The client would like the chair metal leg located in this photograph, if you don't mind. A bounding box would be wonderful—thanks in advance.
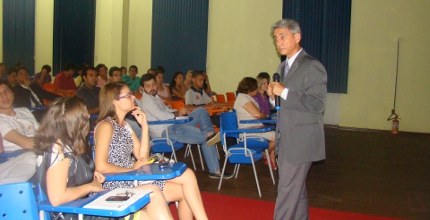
[235,164,240,179]
[196,144,205,171]
[171,151,177,162]
[184,146,190,158]
[218,156,229,191]
[251,158,262,197]
[185,144,197,170]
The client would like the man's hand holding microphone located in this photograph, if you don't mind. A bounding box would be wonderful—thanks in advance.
[268,73,286,110]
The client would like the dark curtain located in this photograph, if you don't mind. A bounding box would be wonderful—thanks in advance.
[151,0,209,81]
[3,0,35,74]
[283,0,351,93]
[53,0,95,75]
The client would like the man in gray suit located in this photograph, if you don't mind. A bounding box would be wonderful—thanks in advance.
[268,19,327,220]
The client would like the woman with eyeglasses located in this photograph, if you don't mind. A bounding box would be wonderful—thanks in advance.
[35,96,172,220]
[94,81,208,220]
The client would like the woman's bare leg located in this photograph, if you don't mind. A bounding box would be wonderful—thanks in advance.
[137,184,173,220]
[163,168,208,220]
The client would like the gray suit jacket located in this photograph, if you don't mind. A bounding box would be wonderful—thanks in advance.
[276,49,327,164]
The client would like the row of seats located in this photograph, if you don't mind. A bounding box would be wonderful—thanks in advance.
[215,92,236,103]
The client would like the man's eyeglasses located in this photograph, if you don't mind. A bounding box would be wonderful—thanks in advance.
[118,92,134,100]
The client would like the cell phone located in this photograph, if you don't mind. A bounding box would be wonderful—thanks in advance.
[159,162,171,169]
[105,195,130,202]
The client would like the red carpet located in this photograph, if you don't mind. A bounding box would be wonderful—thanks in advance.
[170,192,402,220]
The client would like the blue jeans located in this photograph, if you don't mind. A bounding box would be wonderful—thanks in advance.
[162,107,220,173]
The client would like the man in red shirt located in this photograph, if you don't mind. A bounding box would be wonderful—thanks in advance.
[54,63,77,91]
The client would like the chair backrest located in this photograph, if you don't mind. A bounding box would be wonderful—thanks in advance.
[226,92,236,103]
[219,111,240,145]
[216,94,226,103]
[169,99,185,110]
[0,182,39,220]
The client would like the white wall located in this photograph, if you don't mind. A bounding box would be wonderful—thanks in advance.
[125,0,152,75]
[94,0,125,68]
[35,0,54,71]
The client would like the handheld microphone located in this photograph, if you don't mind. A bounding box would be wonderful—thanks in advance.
[272,73,281,111]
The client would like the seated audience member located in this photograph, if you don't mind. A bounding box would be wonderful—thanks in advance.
[0,81,38,183]
[147,68,156,75]
[155,69,171,99]
[254,72,272,116]
[94,81,208,219]
[54,63,77,91]
[35,97,172,219]
[34,65,52,86]
[234,77,276,170]
[122,65,141,92]
[13,67,60,110]
[120,66,127,77]
[138,74,228,179]
[76,67,100,114]
[202,71,216,96]
[108,66,122,83]
[0,132,36,184]
[73,63,88,87]
[96,63,108,88]
[0,63,7,81]
[185,71,214,106]
[184,70,193,91]
[6,69,18,88]
[170,71,186,99]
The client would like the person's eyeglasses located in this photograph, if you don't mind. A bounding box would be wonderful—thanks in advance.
[117,92,134,100]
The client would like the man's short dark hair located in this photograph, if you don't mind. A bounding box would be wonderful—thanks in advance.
[95,63,107,72]
[129,65,138,72]
[41,65,52,72]
[140,73,155,86]
[192,70,204,78]
[0,80,12,90]
[63,63,76,71]
[108,66,121,77]
[82,66,97,79]
[7,68,17,76]
[17,67,29,74]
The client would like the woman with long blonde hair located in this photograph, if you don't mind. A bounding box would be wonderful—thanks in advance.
[94,81,208,220]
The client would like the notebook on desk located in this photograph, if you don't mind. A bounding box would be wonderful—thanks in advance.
[84,188,152,211]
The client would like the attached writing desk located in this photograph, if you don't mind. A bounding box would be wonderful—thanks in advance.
[38,188,150,217]
[239,118,277,125]
[147,116,191,125]
[104,162,187,181]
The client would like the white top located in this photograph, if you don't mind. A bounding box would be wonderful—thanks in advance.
[0,108,39,152]
[234,93,263,128]
[184,88,212,105]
